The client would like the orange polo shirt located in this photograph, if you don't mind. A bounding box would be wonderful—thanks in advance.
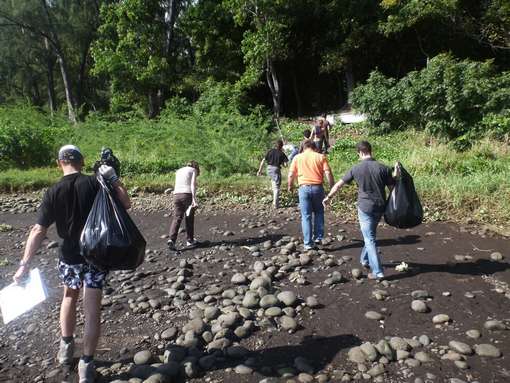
[289,149,331,185]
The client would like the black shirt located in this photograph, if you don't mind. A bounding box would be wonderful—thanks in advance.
[37,173,99,264]
[342,158,395,214]
[265,148,288,168]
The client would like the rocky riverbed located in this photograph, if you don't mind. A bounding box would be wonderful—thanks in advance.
[0,194,509,383]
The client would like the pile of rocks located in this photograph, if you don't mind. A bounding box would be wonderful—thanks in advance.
[97,247,328,382]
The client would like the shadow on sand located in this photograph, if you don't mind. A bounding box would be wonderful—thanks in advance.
[384,259,510,281]
[327,234,421,252]
[95,334,361,382]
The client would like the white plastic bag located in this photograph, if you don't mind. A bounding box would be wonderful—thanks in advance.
[0,268,48,324]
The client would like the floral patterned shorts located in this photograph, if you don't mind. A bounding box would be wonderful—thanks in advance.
[57,261,107,290]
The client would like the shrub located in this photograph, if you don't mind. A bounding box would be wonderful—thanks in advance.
[352,54,510,144]
[0,105,70,169]
[280,120,312,143]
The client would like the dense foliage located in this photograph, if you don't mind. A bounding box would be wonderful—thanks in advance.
[0,0,508,120]
[0,106,70,169]
[0,83,271,174]
[352,55,510,146]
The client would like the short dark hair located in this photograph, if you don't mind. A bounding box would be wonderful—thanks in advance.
[275,139,284,149]
[356,141,372,154]
[303,129,311,139]
[302,140,316,151]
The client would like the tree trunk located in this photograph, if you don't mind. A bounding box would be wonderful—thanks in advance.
[158,0,179,109]
[40,0,77,123]
[32,76,42,106]
[164,0,178,57]
[148,89,160,119]
[76,42,91,110]
[345,61,354,106]
[44,38,56,115]
[266,58,281,120]
[57,54,77,124]
[291,69,302,116]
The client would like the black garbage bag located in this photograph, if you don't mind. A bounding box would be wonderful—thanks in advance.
[80,176,145,271]
[384,164,423,229]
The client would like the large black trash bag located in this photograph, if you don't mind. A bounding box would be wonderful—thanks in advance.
[80,176,145,271]
[384,164,423,229]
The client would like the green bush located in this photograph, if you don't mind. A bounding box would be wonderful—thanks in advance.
[0,83,273,177]
[280,120,312,143]
[0,105,70,169]
[352,54,510,144]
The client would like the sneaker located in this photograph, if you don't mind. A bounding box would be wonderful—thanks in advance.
[78,359,96,383]
[167,240,177,251]
[313,239,322,245]
[361,263,370,270]
[367,272,385,281]
[57,338,74,365]
[303,245,317,251]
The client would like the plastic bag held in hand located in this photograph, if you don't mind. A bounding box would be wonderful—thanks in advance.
[79,176,145,271]
[384,164,423,229]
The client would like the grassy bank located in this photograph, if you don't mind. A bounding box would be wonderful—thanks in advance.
[1,117,509,226]
[326,128,510,225]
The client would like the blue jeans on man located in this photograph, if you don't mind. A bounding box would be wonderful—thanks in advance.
[298,185,325,247]
[358,208,384,277]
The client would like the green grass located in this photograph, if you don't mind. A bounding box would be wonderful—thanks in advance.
[326,126,510,225]
[1,116,509,226]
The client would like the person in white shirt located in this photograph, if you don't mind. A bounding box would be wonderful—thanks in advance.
[167,161,200,251]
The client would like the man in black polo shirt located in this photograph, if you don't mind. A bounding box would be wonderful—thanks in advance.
[13,145,131,383]
[257,139,289,209]
[323,141,399,280]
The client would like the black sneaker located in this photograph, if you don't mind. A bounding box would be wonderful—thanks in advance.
[167,240,177,251]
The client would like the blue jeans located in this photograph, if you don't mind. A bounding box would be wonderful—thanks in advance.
[298,185,325,247]
[358,208,384,277]
[289,147,299,163]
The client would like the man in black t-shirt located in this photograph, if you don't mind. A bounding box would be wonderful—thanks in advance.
[13,145,131,383]
[257,139,289,209]
[323,141,399,280]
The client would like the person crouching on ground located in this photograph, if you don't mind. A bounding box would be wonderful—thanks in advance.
[323,141,400,280]
[288,140,334,250]
[167,161,200,251]
[257,139,289,209]
[13,145,131,383]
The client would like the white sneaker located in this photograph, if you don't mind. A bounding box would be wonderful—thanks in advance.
[57,339,74,365]
[78,359,96,383]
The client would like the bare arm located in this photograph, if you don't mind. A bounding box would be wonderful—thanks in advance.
[13,224,47,282]
[325,170,334,189]
[287,170,296,192]
[257,158,266,176]
[323,179,345,206]
[112,180,131,210]
[191,170,198,207]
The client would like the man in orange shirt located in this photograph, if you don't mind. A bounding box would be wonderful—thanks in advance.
[288,140,334,250]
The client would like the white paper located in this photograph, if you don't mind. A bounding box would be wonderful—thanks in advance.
[0,268,48,324]
[185,205,193,217]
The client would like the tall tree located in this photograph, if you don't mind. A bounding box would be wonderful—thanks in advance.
[92,0,189,117]
[224,0,290,120]
[0,0,103,122]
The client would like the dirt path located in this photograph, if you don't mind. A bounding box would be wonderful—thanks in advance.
[0,206,509,383]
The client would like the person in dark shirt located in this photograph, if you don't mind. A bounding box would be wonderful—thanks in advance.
[13,145,131,383]
[257,139,289,209]
[298,129,312,154]
[323,141,399,280]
